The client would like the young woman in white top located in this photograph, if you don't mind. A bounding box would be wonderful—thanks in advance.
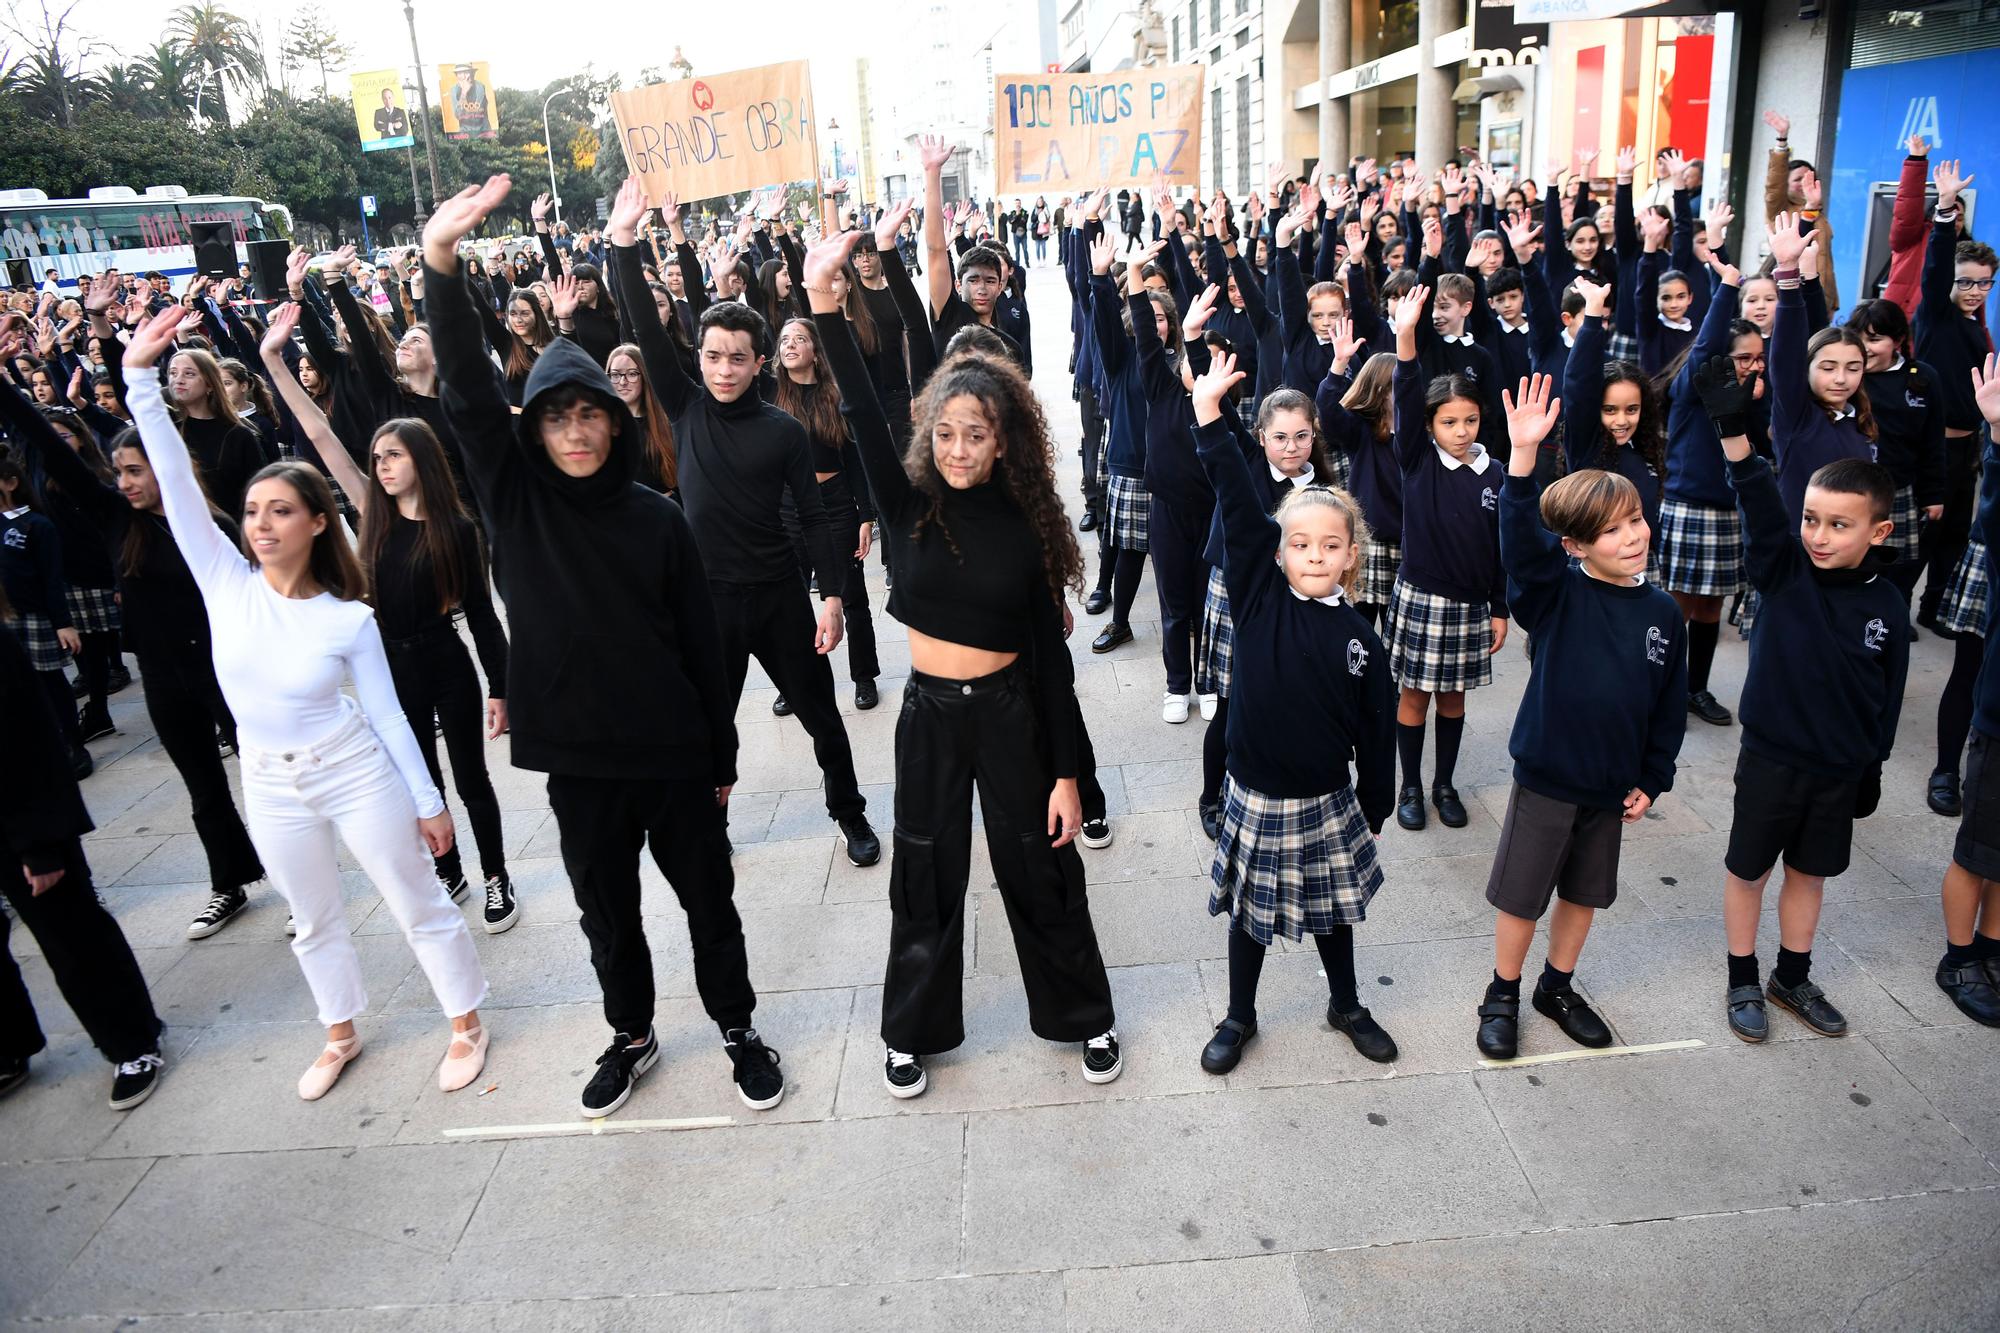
[122,309,490,1102]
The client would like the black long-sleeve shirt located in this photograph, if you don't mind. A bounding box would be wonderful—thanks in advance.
[374,512,508,697]
[0,624,93,873]
[1865,357,1947,505]
[1915,213,1992,433]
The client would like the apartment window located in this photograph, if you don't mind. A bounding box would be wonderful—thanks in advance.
[1211,84,1224,192]
[1172,18,1180,61]
[1210,0,1221,32]
[1236,29,1249,49]
[1188,1,1198,45]
[1236,75,1251,195]
[1236,0,1247,12]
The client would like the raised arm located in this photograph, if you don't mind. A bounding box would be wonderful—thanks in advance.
[1765,219,1814,456]
[918,135,956,319]
[1497,374,1569,609]
[1563,287,1612,473]
[258,304,370,514]
[877,230,937,392]
[805,231,914,522]
[1190,353,1277,606]
[121,311,245,593]
[421,175,531,498]
[1390,284,1435,472]
[0,344,122,521]
[606,178,692,424]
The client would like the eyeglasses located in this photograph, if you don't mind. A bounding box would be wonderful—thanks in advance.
[1728,354,1766,368]
[607,370,642,382]
[1953,277,1996,292]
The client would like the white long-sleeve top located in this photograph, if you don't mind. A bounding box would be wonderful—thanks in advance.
[128,373,445,818]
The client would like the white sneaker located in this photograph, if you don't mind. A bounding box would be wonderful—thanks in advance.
[1198,693,1219,721]
[1162,692,1191,724]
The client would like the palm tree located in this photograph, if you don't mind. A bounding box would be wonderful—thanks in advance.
[95,61,157,116]
[2,44,100,128]
[133,42,201,118]
[165,2,264,121]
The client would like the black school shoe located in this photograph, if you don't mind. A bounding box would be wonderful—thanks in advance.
[1687,690,1734,726]
[1928,770,1963,817]
[1726,984,1769,1042]
[1532,985,1613,1048]
[1090,622,1133,653]
[1766,975,1847,1036]
[1476,995,1520,1059]
[108,664,132,694]
[109,1052,164,1110]
[78,708,116,743]
[1936,959,2000,1026]
[1200,1018,1256,1074]
[1084,587,1111,616]
[725,1028,785,1110]
[854,679,879,711]
[1396,786,1426,831]
[0,1054,30,1099]
[1079,510,1099,532]
[771,694,792,717]
[1328,1003,1398,1063]
[579,1029,660,1118]
[840,816,882,867]
[1198,800,1222,841]
[1431,784,1468,829]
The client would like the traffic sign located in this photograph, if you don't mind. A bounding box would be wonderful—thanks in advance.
[361,194,378,217]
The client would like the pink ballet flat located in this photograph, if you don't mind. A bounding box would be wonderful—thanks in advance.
[298,1034,362,1101]
[437,1023,487,1093]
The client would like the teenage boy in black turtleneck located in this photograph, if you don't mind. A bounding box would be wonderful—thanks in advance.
[423,175,789,1121]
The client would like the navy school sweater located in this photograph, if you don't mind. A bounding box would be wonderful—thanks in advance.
[1975,437,2000,741]
[1500,473,1686,807]
[1733,454,1910,781]
[1864,358,1947,505]
[1390,357,1509,612]
[1129,290,1216,511]
[1195,416,1396,825]
[1770,284,1877,523]
[1914,213,1993,433]
[1563,315,1663,537]
[1089,275,1148,480]
[1316,368,1404,545]
[1663,281,1770,511]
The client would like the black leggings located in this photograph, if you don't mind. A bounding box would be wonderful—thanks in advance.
[141,648,262,891]
[1097,548,1146,624]
[1201,695,1229,807]
[1939,631,1985,776]
[73,610,116,722]
[882,665,1114,1053]
[1226,920,1359,1024]
[1150,496,1214,695]
[385,627,506,883]
[786,476,880,683]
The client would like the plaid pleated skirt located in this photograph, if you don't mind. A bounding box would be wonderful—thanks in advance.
[1106,473,1150,552]
[1358,537,1403,609]
[64,585,121,635]
[13,610,70,671]
[1942,537,1991,638]
[1386,577,1494,693]
[1209,775,1384,943]
[1656,498,1745,598]
[1194,566,1233,697]
[1887,484,1922,566]
[1323,448,1352,492]
[1736,588,1761,639]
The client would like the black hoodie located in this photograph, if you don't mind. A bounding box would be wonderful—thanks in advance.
[425,257,738,787]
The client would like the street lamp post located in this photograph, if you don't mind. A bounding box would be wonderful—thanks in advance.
[402,0,444,211]
[542,90,568,227]
[190,60,245,126]
[402,83,427,226]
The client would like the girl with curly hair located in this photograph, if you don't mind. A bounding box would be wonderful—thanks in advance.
[802,229,1120,1102]
[1562,276,1668,547]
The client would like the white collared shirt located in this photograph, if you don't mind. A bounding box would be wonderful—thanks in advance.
[1883,354,1906,373]
[1658,314,1693,332]
[1832,402,1857,421]
[1561,328,1576,349]
[1441,331,1475,347]
[1,506,29,520]
[1288,583,1348,607]
[1501,318,1530,335]
[1435,442,1493,473]
[1269,461,1314,488]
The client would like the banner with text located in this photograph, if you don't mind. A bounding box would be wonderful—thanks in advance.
[439,61,498,140]
[992,67,1205,194]
[611,60,818,207]
[350,69,413,152]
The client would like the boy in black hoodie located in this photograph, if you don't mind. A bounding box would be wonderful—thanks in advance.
[422,176,786,1120]
[1693,356,1910,1045]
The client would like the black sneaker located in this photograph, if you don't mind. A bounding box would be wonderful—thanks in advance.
[482,873,519,934]
[438,873,470,905]
[0,1054,28,1099]
[854,679,879,711]
[1767,975,1847,1036]
[1090,622,1133,654]
[186,887,248,940]
[71,747,94,781]
[771,694,792,717]
[109,1051,164,1110]
[1431,783,1468,829]
[1726,984,1768,1042]
[1082,1029,1122,1084]
[1084,587,1111,616]
[579,1029,659,1118]
[725,1027,785,1110]
[107,664,132,694]
[1928,770,1963,817]
[1396,785,1426,831]
[1688,690,1734,726]
[840,816,882,867]
[78,710,116,743]
[884,1046,928,1098]
[1080,818,1113,849]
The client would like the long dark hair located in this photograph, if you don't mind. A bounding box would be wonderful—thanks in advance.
[1255,389,1338,484]
[218,357,277,425]
[840,259,879,358]
[755,258,799,335]
[504,293,552,382]
[357,419,471,613]
[110,428,228,579]
[772,318,846,447]
[608,343,677,493]
[1806,325,1878,441]
[905,349,1083,602]
[240,461,364,599]
[1597,360,1667,494]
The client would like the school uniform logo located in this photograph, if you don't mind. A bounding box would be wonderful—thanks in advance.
[1347,638,1369,677]
[1,527,23,550]
[1480,487,1497,511]
[1645,625,1667,665]
[1905,388,1927,409]
[1863,618,1889,651]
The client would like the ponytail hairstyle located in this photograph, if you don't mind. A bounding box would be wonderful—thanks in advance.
[1340,352,1397,442]
[1805,325,1878,441]
[608,344,677,493]
[356,419,471,614]
[772,317,847,447]
[1255,388,1338,484]
[240,461,365,600]
[217,357,277,424]
[1272,485,1371,599]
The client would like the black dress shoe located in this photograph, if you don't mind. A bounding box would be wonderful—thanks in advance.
[1091,622,1133,654]
[1916,605,1945,635]
[1079,510,1099,532]
[1198,800,1222,841]
[1431,783,1468,828]
[1084,588,1112,616]
[1328,1003,1398,1063]
[107,665,132,694]
[1200,1017,1256,1074]
[854,680,879,711]
[771,694,792,717]
[71,747,94,781]
[1929,770,1963,817]
[1396,785,1426,831]
[1476,995,1519,1059]
[1725,984,1768,1043]
[1936,959,2000,1026]
[1766,975,1847,1036]
[1531,985,1613,1047]
[78,711,116,743]
[839,817,882,868]
[1688,690,1734,726]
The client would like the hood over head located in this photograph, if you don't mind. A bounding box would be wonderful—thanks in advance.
[516,336,636,506]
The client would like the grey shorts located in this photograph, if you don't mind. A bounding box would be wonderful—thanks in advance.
[1484,784,1625,920]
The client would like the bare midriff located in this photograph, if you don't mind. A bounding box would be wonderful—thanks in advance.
[907,626,1017,680]
[815,470,840,483]
[1948,426,1975,438]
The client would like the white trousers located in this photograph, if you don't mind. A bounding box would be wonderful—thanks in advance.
[241,700,488,1026]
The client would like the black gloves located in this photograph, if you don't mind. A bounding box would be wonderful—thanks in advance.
[1854,766,1882,820]
[1691,352,1757,442]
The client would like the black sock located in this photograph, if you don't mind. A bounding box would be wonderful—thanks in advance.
[1487,970,1520,1001]
[1971,933,2000,963]
[1773,947,1811,988]
[1538,961,1574,994]
[1398,720,1426,791]
[1937,632,1981,774]
[1200,699,1229,807]
[1111,549,1145,624]
[1687,618,1720,694]
[1313,924,1360,1012]
[1727,952,1760,989]
[1226,926,1266,1024]
[1945,939,1979,967]
[1434,713,1465,789]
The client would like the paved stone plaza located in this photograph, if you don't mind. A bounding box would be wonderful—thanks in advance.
[3,264,1996,1330]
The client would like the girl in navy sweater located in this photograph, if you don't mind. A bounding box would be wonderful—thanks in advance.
[1187,351,1398,1075]
[1562,277,1667,545]
[1847,298,1947,610]
[1085,231,1151,655]
[0,451,87,776]
[1318,350,1402,627]
[1385,285,1510,834]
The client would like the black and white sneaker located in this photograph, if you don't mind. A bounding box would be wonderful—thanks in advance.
[109,1051,164,1110]
[725,1027,785,1110]
[1082,1029,1122,1084]
[186,887,248,940]
[1080,818,1113,849]
[840,816,882,867]
[884,1047,927,1099]
[579,1029,660,1119]
[438,873,470,904]
[482,873,519,934]
[0,1054,28,1099]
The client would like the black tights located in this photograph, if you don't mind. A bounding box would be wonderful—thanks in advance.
[75,628,115,720]
[1225,922,1359,1024]
[1201,696,1228,807]
[1939,631,1985,776]
[1099,548,1144,625]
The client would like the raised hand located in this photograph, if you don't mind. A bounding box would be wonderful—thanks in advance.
[330,244,358,271]
[1181,283,1220,339]
[1935,159,1972,210]
[1705,250,1742,288]
[875,197,914,254]
[549,273,579,321]
[1344,220,1366,256]
[1390,284,1430,336]
[1639,209,1671,251]
[1574,148,1598,175]
[1660,149,1688,189]
[424,175,513,268]
[1767,210,1807,268]
[1357,157,1379,187]
[1089,231,1116,276]
[1502,213,1542,261]
[1799,234,1821,281]
[801,230,863,313]
[1189,349,1245,426]
[1761,108,1790,140]
[1421,214,1443,260]
[285,245,311,292]
[607,176,648,245]
[1907,134,1929,158]
[1502,374,1561,457]
[1573,275,1611,318]
[1402,168,1428,202]
[1800,169,1823,210]
[1615,145,1637,181]
[122,307,197,370]
[259,301,300,357]
[1973,352,2000,428]
[1204,192,1230,236]
[1702,199,1734,250]
[1330,314,1364,368]
[82,270,118,314]
[1466,235,1502,272]
[918,134,954,173]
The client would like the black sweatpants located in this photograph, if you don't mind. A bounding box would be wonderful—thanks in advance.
[1920,433,1981,619]
[140,649,262,892]
[0,839,163,1065]
[385,626,506,883]
[711,576,866,822]
[882,666,1114,1053]
[546,773,756,1038]
[786,475,880,684]
[1149,495,1214,696]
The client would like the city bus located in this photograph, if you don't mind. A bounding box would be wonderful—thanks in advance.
[0,186,294,293]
